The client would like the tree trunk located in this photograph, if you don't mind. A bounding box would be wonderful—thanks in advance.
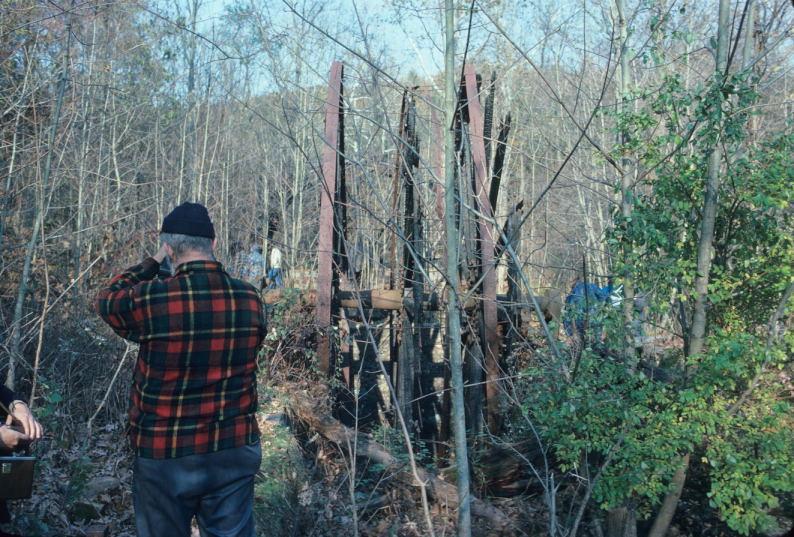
[689,0,730,358]
[7,22,71,389]
[648,454,690,537]
[615,0,637,363]
[606,506,637,537]
[444,2,472,535]
[650,1,731,534]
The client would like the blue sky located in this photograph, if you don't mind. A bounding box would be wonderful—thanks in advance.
[193,0,446,78]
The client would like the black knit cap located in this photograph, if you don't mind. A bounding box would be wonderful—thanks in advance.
[161,202,215,239]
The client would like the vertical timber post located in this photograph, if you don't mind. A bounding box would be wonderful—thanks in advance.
[463,65,502,432]
[394,92,414,428]
[430,92,445,221]
[317,61,344,375]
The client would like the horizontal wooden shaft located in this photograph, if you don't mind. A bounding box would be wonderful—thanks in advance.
[262,288,439,311]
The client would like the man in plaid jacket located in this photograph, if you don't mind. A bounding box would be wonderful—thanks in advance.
[95,202,264,537]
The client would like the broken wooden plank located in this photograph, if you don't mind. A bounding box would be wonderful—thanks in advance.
[489,113,512,212]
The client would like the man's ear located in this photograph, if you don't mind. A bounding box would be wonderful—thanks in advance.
[164,243,174,258]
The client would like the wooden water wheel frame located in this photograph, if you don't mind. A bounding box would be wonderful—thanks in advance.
[264,60,520,449]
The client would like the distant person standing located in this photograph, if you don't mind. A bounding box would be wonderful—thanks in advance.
[95,202,264,537]
[265,213,284,289]
[240,244,266,286]
[266,244,284,289]
[564,275,613,341]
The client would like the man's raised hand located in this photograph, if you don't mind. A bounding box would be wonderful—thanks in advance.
[153,243,170,264]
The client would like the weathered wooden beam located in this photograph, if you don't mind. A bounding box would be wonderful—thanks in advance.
[389,91,410,290]
[464,64,502,431]
[338,290,403,310]
[504,201,523,359]
[267,288,393,309]
[317,61,344,375]
[351,320,387,428]
[460,291,562,322]
[388,92,411,401]
[483,72,496,173]
[494,199,523,261]
[398,93,416,431]
[263,288,439,311]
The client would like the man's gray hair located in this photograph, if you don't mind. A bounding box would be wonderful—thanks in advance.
[160,233,214,257]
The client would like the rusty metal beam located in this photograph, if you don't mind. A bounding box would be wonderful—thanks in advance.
[317,61,343,375]
[464,64,502,431]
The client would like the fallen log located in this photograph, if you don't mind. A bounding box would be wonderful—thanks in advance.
[286,388,514,534]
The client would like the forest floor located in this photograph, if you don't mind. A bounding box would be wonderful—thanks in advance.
[5,378,533,537]
[6,383,313,537]
[4,354,790,537]
[2,380,438,537]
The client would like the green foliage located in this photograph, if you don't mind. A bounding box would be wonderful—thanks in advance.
[607,66,792,533]
[65,455,93,502]
[260,288,320,376]
[30,376,64,424]
[522,52,793,534]
[520,349,695,517]
[522,328,792,532]
[691,330,794,534]
[610,72,792,332]
[704,395,793,534]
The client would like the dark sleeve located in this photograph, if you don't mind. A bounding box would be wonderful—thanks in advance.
[258,294,267,340]
[0,385,15,408]
[0,385,19,420]
[94,257,161,342]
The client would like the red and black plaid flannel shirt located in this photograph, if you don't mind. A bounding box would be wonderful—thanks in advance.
[95,258,264,459]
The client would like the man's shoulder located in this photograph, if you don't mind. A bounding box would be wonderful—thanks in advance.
[225,273,262,297]
[128,274,171,297]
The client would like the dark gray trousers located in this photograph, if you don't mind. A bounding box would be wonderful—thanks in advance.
[133,444,261,537]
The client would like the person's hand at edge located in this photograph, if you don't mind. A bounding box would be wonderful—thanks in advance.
[1,418,31,451]
[9,401,43,441]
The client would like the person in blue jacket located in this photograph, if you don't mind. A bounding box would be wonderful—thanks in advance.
[564,276,613,341]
